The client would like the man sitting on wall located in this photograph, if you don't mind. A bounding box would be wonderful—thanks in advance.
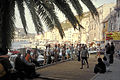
[15,52,40,78]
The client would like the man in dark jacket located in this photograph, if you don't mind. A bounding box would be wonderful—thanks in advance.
[94,58,106,74]
[109,42,115,64]
[105,43,111,63]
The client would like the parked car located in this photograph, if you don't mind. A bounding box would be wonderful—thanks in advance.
[99,49,105,54]
[88,50,97,54]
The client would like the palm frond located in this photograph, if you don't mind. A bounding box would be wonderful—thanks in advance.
[16,0,27,34]
[37,0,55,30]
[41,0,65,38]
[53,0,84,30]
[69,0,83,17]
[81,0,98,18]
[25,0,44,34]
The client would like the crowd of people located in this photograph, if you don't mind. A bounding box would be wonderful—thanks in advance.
[44,43,89,66]
[0,43,90,79]
[0,41,117,79]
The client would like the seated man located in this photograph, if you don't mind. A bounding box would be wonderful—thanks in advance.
[94,58,106,74]
[15,53,40,78]
[0,48,13,80]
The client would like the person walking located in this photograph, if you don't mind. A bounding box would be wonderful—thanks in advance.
[109,42,115,64]
[80,46,89,69]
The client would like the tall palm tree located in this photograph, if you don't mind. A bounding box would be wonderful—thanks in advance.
[0,0,98,54]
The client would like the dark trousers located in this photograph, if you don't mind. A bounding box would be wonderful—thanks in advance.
[32,59,39,67]
[109,54,113,64]
[47,56,51,64]
[81,57,88,65]
[78,51,80,61]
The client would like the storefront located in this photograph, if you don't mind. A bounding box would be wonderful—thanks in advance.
[105,32,120,51]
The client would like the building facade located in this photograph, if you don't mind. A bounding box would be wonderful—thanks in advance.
[102,0,120,51]
[34,3,116,46]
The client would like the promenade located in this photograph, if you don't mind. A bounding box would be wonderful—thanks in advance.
[31,55,120,80]
[34,54,97,80]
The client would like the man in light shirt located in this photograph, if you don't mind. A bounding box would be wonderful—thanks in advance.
[80,46,89,69]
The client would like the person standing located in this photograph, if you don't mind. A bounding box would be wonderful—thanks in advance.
[105,43,111,63]
[54,44,58,62]
[62,46,66,60]
[96,45,101,58]
[46,44,52,64]
[70,44,74,60]
[77,44,81,62]
[80,46,89,69]
[66,48,70,59]
[57,44,61,61]
[25,50,32,63]
[109,42,115,64]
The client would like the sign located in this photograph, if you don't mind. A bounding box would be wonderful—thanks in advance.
[106,32,113,40]
[105,32,120,40]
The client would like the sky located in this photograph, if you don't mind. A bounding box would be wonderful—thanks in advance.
[15,0,116,33]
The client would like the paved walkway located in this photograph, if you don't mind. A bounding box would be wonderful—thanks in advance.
[35,55,98,80]
[91,58,120,80]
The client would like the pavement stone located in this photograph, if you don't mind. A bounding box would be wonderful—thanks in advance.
[91,58,120,80]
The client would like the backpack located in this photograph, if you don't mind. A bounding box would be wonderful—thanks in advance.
[0,63,6,77]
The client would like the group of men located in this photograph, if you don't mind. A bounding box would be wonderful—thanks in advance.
[105,42,115,64]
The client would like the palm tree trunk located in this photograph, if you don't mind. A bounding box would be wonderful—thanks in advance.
[0,0,15,55]
[0,1,3,49]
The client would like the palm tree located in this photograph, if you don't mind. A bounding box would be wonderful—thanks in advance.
[0,0,98,54]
